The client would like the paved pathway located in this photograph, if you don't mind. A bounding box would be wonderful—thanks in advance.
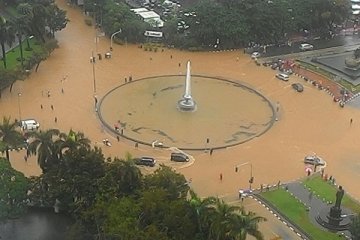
[253,179,354,240]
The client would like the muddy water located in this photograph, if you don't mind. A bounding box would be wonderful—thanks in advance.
[99,75,274,149]
[0,0,359,211]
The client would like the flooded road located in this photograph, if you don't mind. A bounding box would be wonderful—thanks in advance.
[1,1,360,239]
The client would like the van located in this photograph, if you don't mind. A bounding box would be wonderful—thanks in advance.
[170,152,189,162]
[21,119,40,131]
[275,73,289,81]
[134,157,156,167]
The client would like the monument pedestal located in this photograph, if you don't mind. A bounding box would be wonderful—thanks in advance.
[328,206,342,226]
[316,206,351,231]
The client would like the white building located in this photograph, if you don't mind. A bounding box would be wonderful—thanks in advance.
[131,8,164,28]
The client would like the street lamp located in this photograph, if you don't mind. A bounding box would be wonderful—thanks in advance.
[110,29,122,51]
[91,51,97,95]
[17,92,22,122]
[235,162,253,189]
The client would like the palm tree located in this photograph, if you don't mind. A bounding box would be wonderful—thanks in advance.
[188,189,217,237]
[0,116,23,160]
[228,209,266,240]
[0,16,15,69]
[27,128,60,172]
[12,15,29,68]
[57,129,91,156]
[17,3,34,50]
[207,198,243,240]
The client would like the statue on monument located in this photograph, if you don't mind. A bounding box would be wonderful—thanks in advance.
[345,47,360,70]
[334,185,344,209]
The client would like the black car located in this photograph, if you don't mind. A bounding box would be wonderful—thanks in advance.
[134,157,156,167]
[292,83,304,92]
[170,152,189,162]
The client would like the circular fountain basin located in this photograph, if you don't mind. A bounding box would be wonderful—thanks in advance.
[98,75,275,150]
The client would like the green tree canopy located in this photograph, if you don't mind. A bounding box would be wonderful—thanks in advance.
[0,157,29,219]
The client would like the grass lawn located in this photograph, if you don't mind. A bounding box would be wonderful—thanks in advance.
[261,188,345,240]
[303,175,360,213]
[0,38,43,71]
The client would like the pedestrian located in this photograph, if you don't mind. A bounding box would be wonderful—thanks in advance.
[219,173,223,181]
[61,88,64,94]
[40,104,43,109]
[129,75,132,82]
[125,78,127,83]
[236,57,239,61]
[24,155,28,162]
[210,148,213,155]
[117,135,120,142]
[277,180,281,189]
[54,117,57,123]
[178,62,181,67]
[135,142,138,148]
[309,191,313,202]
[121,129,124,135]
[150,57,152,61]
[350,118,353,125]
[260,184,263,192]
[51,105,54,110]
[170,55,173,59]
[47,91,51,98]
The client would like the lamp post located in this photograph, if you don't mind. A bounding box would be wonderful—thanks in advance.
[235,162,253,189]
[17,92,22,122]
[92,51,97,95]
[110,29,122,51]
[93,3,98,53]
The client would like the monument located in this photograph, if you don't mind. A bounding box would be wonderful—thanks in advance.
[345,47,360,71]
[316,185,351,231]
[177,61,197,111]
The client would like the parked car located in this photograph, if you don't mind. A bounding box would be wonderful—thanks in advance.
[299,43,314,51]
[275,73,289,81]
[304,155,325,166]
[251,52,261,59]
[292,83,304,92]
[20,119,40,131]
[134,157,156,167]
[170,152,189,162]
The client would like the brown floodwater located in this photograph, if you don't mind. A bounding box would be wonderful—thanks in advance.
[1,1,360,238]
[99,75,274,149]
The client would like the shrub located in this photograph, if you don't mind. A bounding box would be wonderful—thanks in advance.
[84,18,93,26]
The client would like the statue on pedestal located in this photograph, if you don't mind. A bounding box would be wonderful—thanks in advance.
[334,185,344,209]
[345,48,360,70]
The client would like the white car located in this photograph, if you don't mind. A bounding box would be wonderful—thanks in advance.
[299,43,314,51]
[251,52,261,59]
[275,73,289,81]
[21,119,40,131]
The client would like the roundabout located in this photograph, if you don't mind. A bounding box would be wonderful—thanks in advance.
[98,75,276,150]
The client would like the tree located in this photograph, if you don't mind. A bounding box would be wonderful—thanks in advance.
[27,128,60,172]
[350,213,360,240]
[228,209,266,240]
[143,165,189,200]
[0,116,23,161]
[0,157,29,219]
[98,157,142,199]
[46,4,69,37]
[207,198,243,240]
[0,16,15,69]
[188,189,217,237]
[12,15,29,68]
[57,129,91,156]
[42,146,105,214]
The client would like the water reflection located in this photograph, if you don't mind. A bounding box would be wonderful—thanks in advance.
[0,208,73,240]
